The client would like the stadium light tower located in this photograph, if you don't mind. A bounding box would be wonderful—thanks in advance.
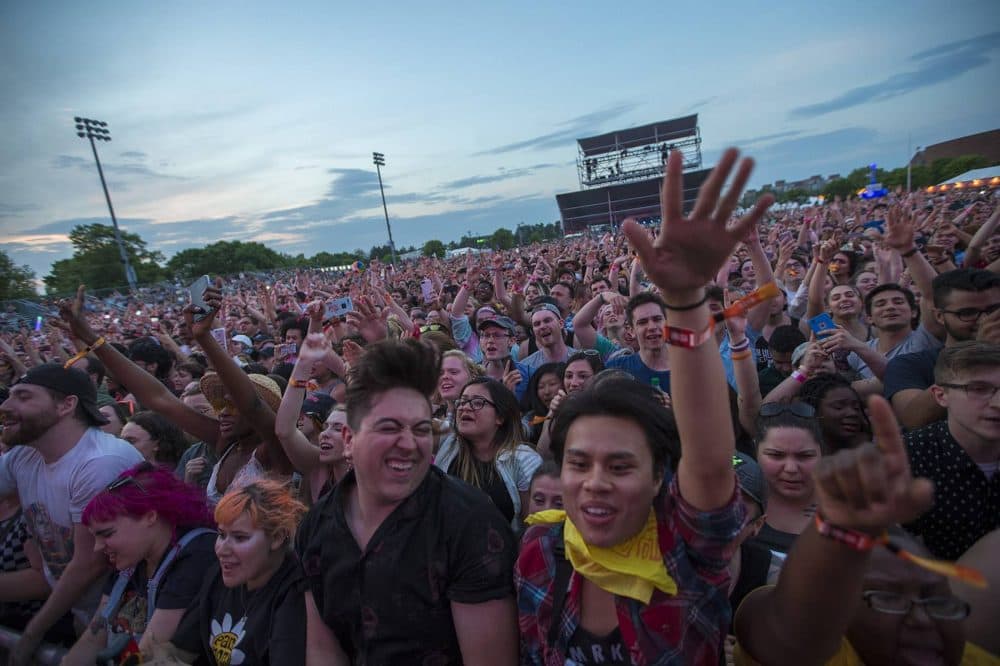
[74,117,137,292]
[372,152,398,265]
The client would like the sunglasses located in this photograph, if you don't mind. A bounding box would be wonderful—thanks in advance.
[759,402,816,418]
[420,324,445,333]
[106,461,155,493]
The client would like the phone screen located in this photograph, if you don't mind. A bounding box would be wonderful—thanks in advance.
[188,275,211,321]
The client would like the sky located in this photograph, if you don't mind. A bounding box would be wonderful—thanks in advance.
[2,1,998,285]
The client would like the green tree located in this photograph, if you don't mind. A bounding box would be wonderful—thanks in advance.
[311,250,364,267]
[44,224,165,294]
[490,228,515,250]
[0,250,38,299]
[422,239,446,258]
[166,240,290,279]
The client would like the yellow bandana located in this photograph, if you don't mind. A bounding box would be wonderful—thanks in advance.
[526,508,677,603]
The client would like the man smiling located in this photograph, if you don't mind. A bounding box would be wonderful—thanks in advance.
[296,339,517,665]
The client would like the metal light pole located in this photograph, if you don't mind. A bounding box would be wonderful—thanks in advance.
[907,144,922,192]
[372,152,397,265]
[74,117,137,292]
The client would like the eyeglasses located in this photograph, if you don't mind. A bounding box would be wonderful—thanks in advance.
[937,381,1000,401]
[420,324,445,333]
[455,396,497,411]
[939,303,1000,322]
[759,402,816,418]
[479,332,510,340]
[862,591,970,620]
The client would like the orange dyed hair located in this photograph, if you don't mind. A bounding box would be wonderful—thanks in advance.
[214,479,306,543]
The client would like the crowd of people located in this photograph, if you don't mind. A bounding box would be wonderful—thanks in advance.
[0,146,998,665]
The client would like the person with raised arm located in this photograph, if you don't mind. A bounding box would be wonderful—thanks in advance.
[516,148,773,664]
[732,395,1000,665]
[56,284,293,507]
[274,332,349,503]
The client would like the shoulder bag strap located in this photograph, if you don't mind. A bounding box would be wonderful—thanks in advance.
[146,527,215,625]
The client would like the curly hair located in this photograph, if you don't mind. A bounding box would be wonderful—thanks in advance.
[127,410,189,466]
[214,479,307,545]
[82,462,214,530]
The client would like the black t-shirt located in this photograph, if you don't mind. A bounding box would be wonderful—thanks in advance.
[448,456,516,524]
[751,523,799,556]
[171,552,305,666]
[728,542,773,629]
[904,421,1000,560]
[295,466,516,665]
[100,529,217,638]
[566,626,633,665]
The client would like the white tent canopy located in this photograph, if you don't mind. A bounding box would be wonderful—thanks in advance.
[939,166,1000,185]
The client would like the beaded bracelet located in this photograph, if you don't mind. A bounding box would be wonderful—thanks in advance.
[64,337,106,369]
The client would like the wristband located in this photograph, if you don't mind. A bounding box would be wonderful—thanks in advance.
[901,247,919,258]
[712,282,781,323]
[662,320,715,349]
[814,513,881,551]
[731,350,752,361]
[662,292,708,312]
[289,378,318,391]
[729,338,750,353]
[815,258,826,264]
[64,337,106,369]
[791,369,808,384]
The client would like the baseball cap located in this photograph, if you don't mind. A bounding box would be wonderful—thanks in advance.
[478,316,516,335]
[231,334,253,348]
[16,363,109,426]
[732,452,767,514]
[300,392,335,422]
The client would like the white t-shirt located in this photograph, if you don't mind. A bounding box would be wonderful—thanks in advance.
[0,428,143,615]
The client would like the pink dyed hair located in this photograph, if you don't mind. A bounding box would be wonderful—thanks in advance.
[82,463,214,530]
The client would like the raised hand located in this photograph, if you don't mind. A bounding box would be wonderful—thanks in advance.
[623,148,773,299]
[298,332,331,364]
[345,298,387,343]
[884,205,916,251]
[813,396,934,531]
[57,285,100,345]
[184,280,223,339]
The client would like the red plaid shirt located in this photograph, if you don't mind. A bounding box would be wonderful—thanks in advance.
[515,476,745,665]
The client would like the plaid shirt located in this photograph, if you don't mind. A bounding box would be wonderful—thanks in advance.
[515,476,745,665]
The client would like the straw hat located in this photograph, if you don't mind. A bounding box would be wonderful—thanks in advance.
[199,372,282,413]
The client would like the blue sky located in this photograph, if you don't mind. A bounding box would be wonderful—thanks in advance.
[2,1,998,283]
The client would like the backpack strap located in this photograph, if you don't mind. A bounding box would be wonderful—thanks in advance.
[146,527,215,625]
[546,526,573,648]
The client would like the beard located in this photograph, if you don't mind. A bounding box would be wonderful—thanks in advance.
[1,411,59,447]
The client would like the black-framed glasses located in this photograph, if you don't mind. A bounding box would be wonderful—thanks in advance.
[479,331,510,341]
[939,303,1000,322]
[937,381,1000,401]
[759,402,816,418]
[420,323,445,333]
[862,591,970,620]
[455,396,497,411]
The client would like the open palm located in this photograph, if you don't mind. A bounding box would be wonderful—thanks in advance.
[623,148,773,296]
